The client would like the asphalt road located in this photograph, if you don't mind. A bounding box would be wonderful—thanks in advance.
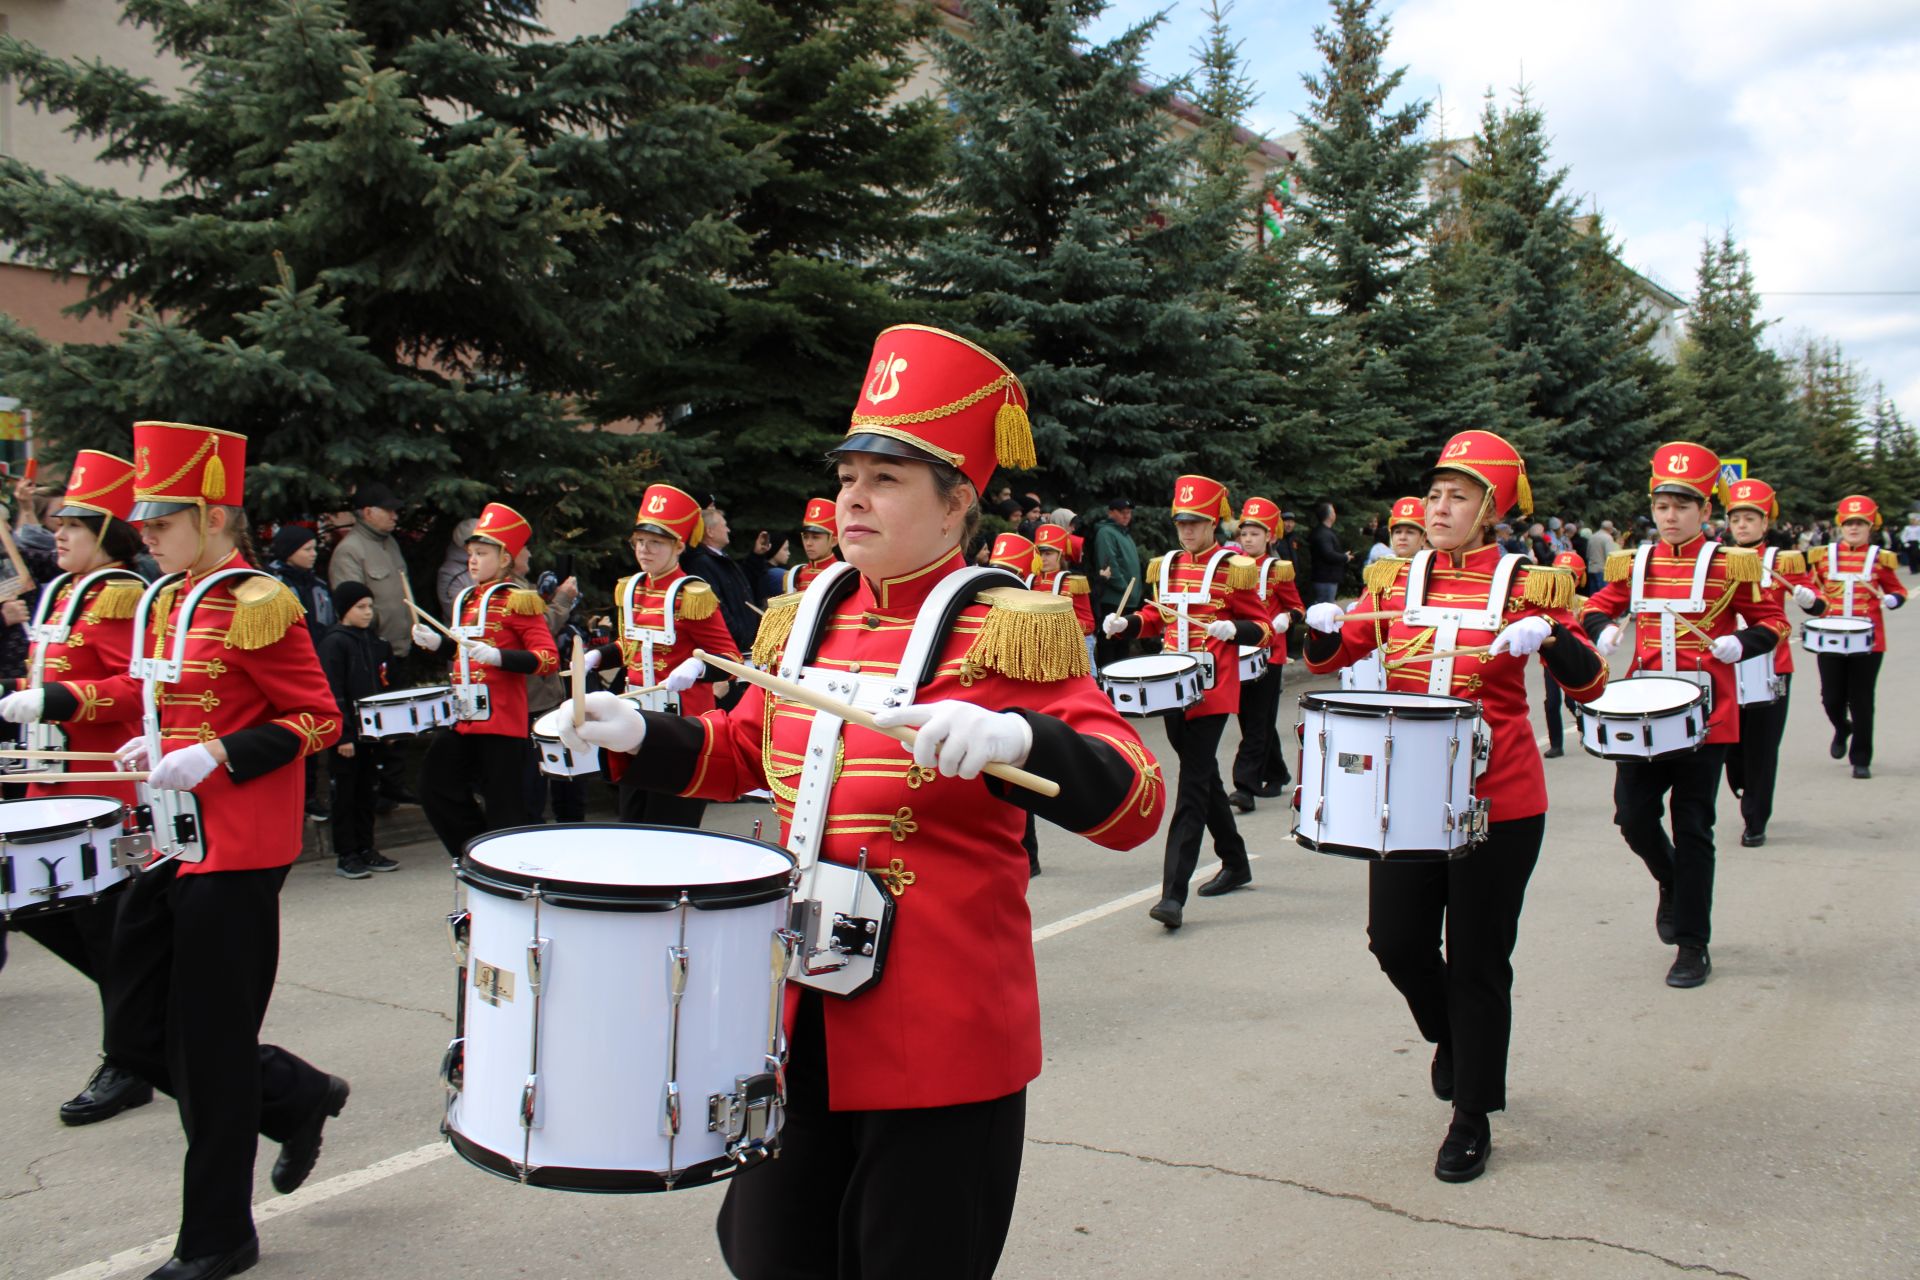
[3,647,1916,1280]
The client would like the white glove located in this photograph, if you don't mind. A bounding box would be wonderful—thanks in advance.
[0,689,44,724]
[664,657,705,693]
[147,743,220,792]
[1710,635,1745,664]
[1306,603,1345,634]
[465,643,503,668]
[1271,612,1292,630]
[114,737,151,772]
[411,623,442,652]
[1101,613,1130,638]
[1595,624,1622,657]
[1791,584,1818,609]
[1489,616,1553,657]
[557,691,646,755]
[1205,619,1238,642]
[582,647,604,672]
[1888,595,1904,610]
[871,701,1033,782]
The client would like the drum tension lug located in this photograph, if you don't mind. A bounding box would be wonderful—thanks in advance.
[440,1037,465,1091]
[708,1071,780,1160]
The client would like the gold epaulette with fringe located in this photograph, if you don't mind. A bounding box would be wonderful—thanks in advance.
[1145,556,1164,592]
[507,587,546,616]
[677,580,718,621]
[1604,549,1635,583]
[88,578,145,621]
[1363,557,1407,596]
[1773,550,1806,576]
[1880,549,1900,572]
[1267,557,1295,583]
[1224,554,1258,592]
[966,587,1091,683]
[750,592,802,670]
[1065,575,1089,596]
[1517,564,1577,611]
[227,575,304,650]
[1721,546,1762,584]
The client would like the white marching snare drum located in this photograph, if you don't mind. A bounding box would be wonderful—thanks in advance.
[0,795,131,921]
[1803,617,1874,655]
[357,686,455,739]
[1292,691,1488,861]
[1237,645,1269,683]
[444,825,797,1192]
[1098,654,1205,717]
[1734,652,1784,706]
[1575,675,1706,760]
[1340,650,1388,692]
[530,707,599,779]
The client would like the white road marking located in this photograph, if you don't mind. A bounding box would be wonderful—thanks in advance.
[1031,855,1259,944]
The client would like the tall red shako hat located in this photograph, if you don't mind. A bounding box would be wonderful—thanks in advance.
[1649,440,1724,504]
[632,483,704,548]
[1424,430,1532,520]
[468,502,533,559]
[835,325,1034,491]
[1725,477,1779,521]
[54,449,137,522]
[1238,496,1281,535]
[988,531,1035,572]
[1034,523,1074,564]
[1388,496,1426,530]
[1835,493,1882,530]
[799,497,837,539]
[129,421,247,520]
[1171,474,1232,522]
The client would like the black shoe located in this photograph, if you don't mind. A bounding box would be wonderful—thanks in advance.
[303,803,330,822]
[1655,886,1676,946]
[1430,1043,1454,1102]
[1852,765,1871,780]
[1252,781,1287,799]
[378,783,419,806]
[1228,789,1255,814]
[272,1075,349,1194]
[1148,898,1183,930]
[146,1237,259,1280]
[1542,744,1564,759]
[1740,828,1766,848]
[1027,860,1041,877]
[335,858,371,881]
[1666,945,1711,989]
[59,1061,153,1126]
[1831,727,1850,759]
[361,851,399,872]
[1434,1110,1491,1183]
[1195,867,1252,897]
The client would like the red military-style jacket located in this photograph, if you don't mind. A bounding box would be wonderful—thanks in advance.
[1306,545,1605,822]
[18,569,145,807]
[1582,535,1788,744]
[783,557,838,595]
[1251,556,1306,664]
[443,578,559,738]
[1738,546,1822,675]
[1807,543,1906,653]
[43,551,341,872]
[596,566,738,719]
[1130,547,1274,718]
[628,550,1166,1112]
[1029,570,1096,636]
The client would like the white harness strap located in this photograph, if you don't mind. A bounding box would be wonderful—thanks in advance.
[1629,542,1717,671]
[1253,556,1275,603]
[1826,544,1872,617]
[617,573,687,687]
[450,581,518,717]
[1401,549,1523,695]
[1158,547,1233,653]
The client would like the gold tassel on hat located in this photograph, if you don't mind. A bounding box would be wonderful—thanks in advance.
[88,579,145,621]
[508,588,546,616]
[1774,550,1806,576]
[677,581,718,621]
[1722,546,1762,584]
[227,575,303,650]
[1604,549,1635,583]
[966,588,1089,683]
[750,593,802,669]
[203,452,227,503]
[994,399,1037,472]
[1225,555,1259,591]
[1515,464,1533,519]
[1519,565,1576,611]
[1363,557,1406,596]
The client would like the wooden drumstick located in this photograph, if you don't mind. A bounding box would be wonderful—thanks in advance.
[1338,610,1405,623]
[1117,577,1137,615]
[747,600,766,617]
[1671,611,1717,646]
[0,510,35,594]
[693,649,1060,798]
[0,748,122,762]
[3,770,150,782]
[616,682,669,702]
[1387,645,1492,669]
[406,600,472,648]
[568,651,588,728]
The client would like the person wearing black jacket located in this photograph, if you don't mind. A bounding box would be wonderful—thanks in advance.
[1308,502,1350,604]
[316,582,394,879]
[680,498,762,658]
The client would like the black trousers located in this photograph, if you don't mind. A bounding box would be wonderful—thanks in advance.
[1231,665,1290,796]
[1541,677,1564,752]
[1614,745,1728,948]
[421,729,536,857]
[1367,814,1544,1114]
[717,994,1026,1280]
[1020,811,1039,874]
[107,862,332,1257]
[328,744,379,859]
[11,898,119,1052]
[1161,713,1250,906]
[616,777,708,828]
[1817,652,1883,767]
[1726,674,1791,832]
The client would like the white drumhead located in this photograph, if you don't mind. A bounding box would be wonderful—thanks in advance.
[1314,691,1475,714]
[1237,645,1265,658]
[1104,654,1199,678]
[1807,619,1872,635]
[361,685,451,705]
[469,826,790,889]
[1589,675,1701,713]
[530,706,571,740]
[0,794,123,834]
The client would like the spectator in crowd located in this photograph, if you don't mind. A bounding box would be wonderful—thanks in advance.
[328,482,411,659]
[1308,502,1349,604]
[681,496,762,658]
[437,517,479,617]
[267,524,335,650]
[1526,521,1553,565]
[1275,509,1311,583]
[317,582,395,879]
[1586,519,1617,594]
[313,507,356,579]
[1089,497,1142,667]
[1016,494,1044,541]
[1359,512,1384,556]
[1901,512,1920,574]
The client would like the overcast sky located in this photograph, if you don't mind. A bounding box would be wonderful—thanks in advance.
[1087,0,1920,419]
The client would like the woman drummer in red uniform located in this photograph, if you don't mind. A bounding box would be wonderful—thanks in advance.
[783,496,840,594]
[13,421,347,1279]
[1304,430,1608,1183]
[0,451,151,1126]
[562,325,1165,1280]
[1227,494,1305,813]
[1807,493,1905,778]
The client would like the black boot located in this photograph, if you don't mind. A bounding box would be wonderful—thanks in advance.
[1196,865,1252,897]
[1148,898,1183,930]
[60,1060,154,1126]
[1434,1108,1491,1183]
[272,1075,350,1193]
[1666,945,1711,988]
[1228,789,1255,814]
[145,1236,259,1280]
[1830,725,1850,759]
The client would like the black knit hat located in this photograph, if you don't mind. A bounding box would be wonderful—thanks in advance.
[269,524,317,562]
[331,581,373,617]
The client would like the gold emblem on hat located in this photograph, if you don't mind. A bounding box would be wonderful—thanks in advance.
[865,352,907,404]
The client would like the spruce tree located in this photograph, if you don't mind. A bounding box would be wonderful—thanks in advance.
[1864,391,1920,516]
[1792,338,1870,504]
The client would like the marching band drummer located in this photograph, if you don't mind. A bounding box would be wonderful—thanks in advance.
[1033,523,1096,672]
[783,496,841,594]
[1722,479,1822,841]
[584,482,738,827]
[561,325,1165,1280]
[1303,430,1608,1184]
[9,422,348,1280]
[0,451,153,1126]
[1537,548,1593,758]
[1386,496,1429,559]
[1102,475,1271,929]
[1581,442,1787,990]
[1227,495,1305,814]
[1806,494,1905,779]
[412,503,559,855]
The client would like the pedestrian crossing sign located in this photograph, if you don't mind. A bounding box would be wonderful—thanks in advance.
[1720,458,1746,486]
